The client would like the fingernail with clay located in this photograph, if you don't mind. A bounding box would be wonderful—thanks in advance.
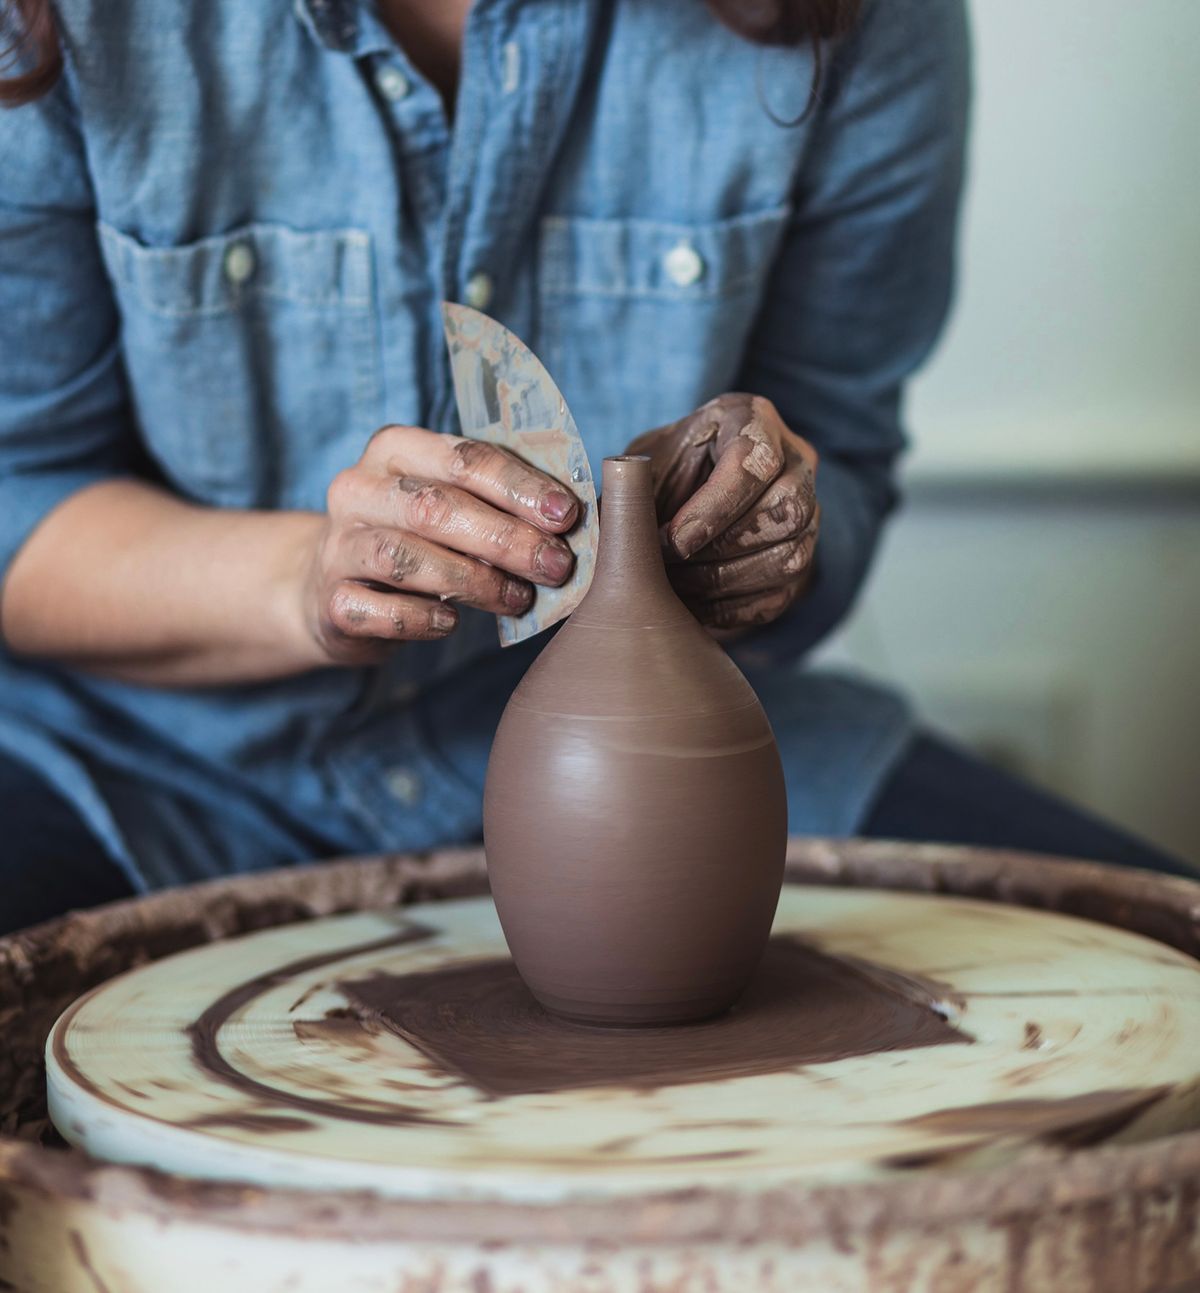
[536,541,574,583]
[503,577,533,611]
[432,605,458,632]
[540,490,576,526]
[672,518,707,560]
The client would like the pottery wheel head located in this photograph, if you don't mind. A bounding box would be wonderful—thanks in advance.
[46,888,1200,1203]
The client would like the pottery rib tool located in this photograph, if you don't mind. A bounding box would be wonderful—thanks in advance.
[442,302,600,646]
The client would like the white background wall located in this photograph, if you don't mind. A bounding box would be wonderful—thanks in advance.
[908,0,1200,481]
[818,0,1200,864]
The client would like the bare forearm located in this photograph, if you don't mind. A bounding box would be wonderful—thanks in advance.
[0,425,582,687]
[0,480,326,686]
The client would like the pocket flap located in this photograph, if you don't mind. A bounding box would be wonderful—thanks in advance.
[540,205,790,300]
[97,221,373,317]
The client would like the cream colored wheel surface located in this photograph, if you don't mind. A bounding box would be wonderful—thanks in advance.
[47,886,1200,1202]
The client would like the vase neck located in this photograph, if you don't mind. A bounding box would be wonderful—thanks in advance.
[576,456,685,622]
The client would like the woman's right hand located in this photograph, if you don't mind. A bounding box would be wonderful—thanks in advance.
[302,425,580,664]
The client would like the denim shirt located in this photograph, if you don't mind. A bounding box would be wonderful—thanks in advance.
[0,0,969,890]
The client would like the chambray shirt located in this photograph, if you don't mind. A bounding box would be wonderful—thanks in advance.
[0,0,968,891]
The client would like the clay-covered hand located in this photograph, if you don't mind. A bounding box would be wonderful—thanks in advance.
[304,426,579,664]
[625,394,819,630]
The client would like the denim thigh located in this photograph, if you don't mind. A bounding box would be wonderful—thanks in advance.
[0,753,134,934]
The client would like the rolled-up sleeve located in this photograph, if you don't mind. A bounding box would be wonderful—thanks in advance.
[733,0,970,667]
[0,59,137,587]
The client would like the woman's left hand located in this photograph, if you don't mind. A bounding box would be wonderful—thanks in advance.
[626,393,820,631]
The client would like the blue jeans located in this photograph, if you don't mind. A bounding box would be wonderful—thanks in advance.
[0,736,1190,936]
[0,753,133,934]
[861,734,1193,878]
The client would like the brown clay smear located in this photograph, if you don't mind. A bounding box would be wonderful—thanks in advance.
[338,933,970,1098]
[182,924,450,1128]
[900,1086,1172,1149]
[48,923,451,1131]
[181,1113,319,1135]
[0,847,493,1140]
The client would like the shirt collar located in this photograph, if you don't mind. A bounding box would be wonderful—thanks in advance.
[295,0,393,59]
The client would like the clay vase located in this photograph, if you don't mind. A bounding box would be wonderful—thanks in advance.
[483,454,787,1026]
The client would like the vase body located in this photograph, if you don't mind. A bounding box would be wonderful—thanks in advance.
[483,455,787,1026]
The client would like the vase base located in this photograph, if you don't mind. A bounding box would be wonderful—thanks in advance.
[529,987,744,1030]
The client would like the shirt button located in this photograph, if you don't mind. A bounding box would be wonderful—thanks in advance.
[663,241,705,288]
[223,242,256,285]
[464,272,494,311]
[384,766,424,807]
[376,65,411,101]
[501,40,521,94]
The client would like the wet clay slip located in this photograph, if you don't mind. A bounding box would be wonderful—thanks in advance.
[338,932,967,1097]
[483,455,787,1025]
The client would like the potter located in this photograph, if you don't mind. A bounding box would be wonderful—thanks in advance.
[2,0,1186,942]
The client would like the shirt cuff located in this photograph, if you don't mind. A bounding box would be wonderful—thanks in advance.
[0,466,124,588]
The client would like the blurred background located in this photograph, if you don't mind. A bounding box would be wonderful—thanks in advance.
[816,0,1200,864]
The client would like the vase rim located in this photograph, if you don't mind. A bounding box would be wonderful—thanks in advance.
[599,454,654,502]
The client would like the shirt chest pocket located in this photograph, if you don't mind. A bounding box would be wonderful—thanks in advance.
[536,206,791,458]
[97,222,382,510]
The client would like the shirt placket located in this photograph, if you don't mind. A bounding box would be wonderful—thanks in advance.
[429,0,600,434]
[316,0,600,847]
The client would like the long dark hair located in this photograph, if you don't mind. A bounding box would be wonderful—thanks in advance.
[708,0,860,45]
[0,0,861,108]
[0,0,59,105]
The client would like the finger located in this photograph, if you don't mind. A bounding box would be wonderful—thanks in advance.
[335,528,533,616]
[674,484,820,563]
[368,426,580,532]
[387,478,575,586]
[326,583,459,643]
[626,410,722,518]
[668,530,817,600]
[683,584,803,632]
[666,421,785,560]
